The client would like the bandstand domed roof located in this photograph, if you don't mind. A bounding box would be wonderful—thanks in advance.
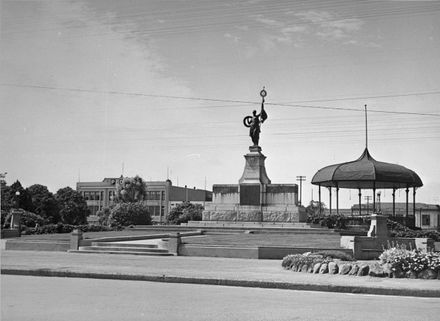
[311,148,423,189]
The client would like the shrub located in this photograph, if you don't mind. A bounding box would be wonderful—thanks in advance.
[282,254,330,270]
[167,202,204,225]
[20,211,47,227]
[379,247,440,275]
[96,207,111,226]
[313,250,354,261]
[22,223,116,235]
[318,215,346,229]
[389,229,440,242]
[109,202,151,227]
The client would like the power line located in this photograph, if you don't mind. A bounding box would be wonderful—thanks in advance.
[285,90,440,104]
[3,1,439,38]
[2,83,440,117]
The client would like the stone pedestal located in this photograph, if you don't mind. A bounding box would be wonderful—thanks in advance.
[367,214,388,238]
[203,146,305,223]
[239,146,271,185]
[70,229,83,250]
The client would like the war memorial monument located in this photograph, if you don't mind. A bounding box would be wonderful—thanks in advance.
[203,89,306,223]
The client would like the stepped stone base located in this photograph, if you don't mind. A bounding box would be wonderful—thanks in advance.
[204,146,306,223]
[203,205,304,222]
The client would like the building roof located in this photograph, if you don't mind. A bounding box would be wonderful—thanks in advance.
[311,148,423,189]
[352,202,439,211]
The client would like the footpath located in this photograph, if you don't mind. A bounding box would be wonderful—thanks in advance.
[1,250,440,298]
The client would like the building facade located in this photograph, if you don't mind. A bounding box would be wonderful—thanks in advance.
[350,202,440,230]
[76,177,212,223]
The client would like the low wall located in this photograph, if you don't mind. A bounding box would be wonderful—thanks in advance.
[179,244,352,260]
[179,244,259,259]
[257,247,353,260]
[340,236,434,260]
[1,229,20,239]
[5,240,70,252]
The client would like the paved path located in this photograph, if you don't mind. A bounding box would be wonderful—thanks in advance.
[2,250,439,297]
[3,275,440,321]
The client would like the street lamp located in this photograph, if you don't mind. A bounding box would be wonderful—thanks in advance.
[15,190,21,208]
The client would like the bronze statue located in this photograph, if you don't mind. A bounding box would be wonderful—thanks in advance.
[243,88,268,146]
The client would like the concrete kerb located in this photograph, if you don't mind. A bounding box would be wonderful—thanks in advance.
[2,268,439,298]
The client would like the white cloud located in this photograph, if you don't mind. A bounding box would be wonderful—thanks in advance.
[224,33,241,43]
[295,10,366,43]
[236,25,249,31]
[1,2,191,96]
[253,14,283,27]
[294,11,332,24]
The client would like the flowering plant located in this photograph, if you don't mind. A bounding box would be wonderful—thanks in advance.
[379,247,440,274]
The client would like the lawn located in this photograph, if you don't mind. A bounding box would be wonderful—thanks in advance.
[18,229,172,242]
[183,233,342,248]
[16,228,342,249]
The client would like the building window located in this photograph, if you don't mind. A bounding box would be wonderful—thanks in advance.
[422,214,430,226]
[148,206,160,216]
[147,191,163,200]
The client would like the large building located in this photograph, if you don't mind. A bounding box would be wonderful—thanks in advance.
[76,177,212,223]
[351,202,440,230]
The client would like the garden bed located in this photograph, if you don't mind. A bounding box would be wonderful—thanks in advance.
[282,248,440,280]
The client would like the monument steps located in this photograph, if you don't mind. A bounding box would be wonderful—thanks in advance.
[73,243,173,256]
[91,242,158,248]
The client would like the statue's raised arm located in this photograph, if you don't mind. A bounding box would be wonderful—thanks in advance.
[243,88,268,146]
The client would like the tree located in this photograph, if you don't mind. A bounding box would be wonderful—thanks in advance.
[115,176,147,203]
[96,207,111,226]
[109,202,151,227]
[26,184,59,223]
[167,202,204,225]
[2,180,33,212]
[306,200,327,217]
[55,187,89,225]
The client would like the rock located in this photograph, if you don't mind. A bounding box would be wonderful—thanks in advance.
[307,265,314,273]
[313,262,322,274]
[348,264,359,276]
[339,264,352,275]
[427,269,437,280]
[369,264,386,278]
[300,264,309,273]
[328,262,339,274]
[407,271,418,279]
[418,269,437,280]
[392,268,405,279]
[319,263,329,274]
[357,265,370,276]
[382,264,393,278]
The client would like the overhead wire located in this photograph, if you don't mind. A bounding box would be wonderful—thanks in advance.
[2,1,440,39]
[2,83,439,117]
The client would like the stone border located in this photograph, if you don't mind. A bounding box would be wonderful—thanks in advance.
[2,268,439,298]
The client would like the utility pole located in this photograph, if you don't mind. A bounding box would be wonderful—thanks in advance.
[296,176,306,206]
[364,195,372,215]
[0,172,7,212]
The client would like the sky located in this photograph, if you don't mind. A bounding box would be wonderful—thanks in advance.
[1,0,440,209]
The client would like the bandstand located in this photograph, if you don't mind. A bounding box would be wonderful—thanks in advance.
[311,107,423,224]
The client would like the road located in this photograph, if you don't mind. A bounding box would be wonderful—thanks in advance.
[2,275,439,321]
